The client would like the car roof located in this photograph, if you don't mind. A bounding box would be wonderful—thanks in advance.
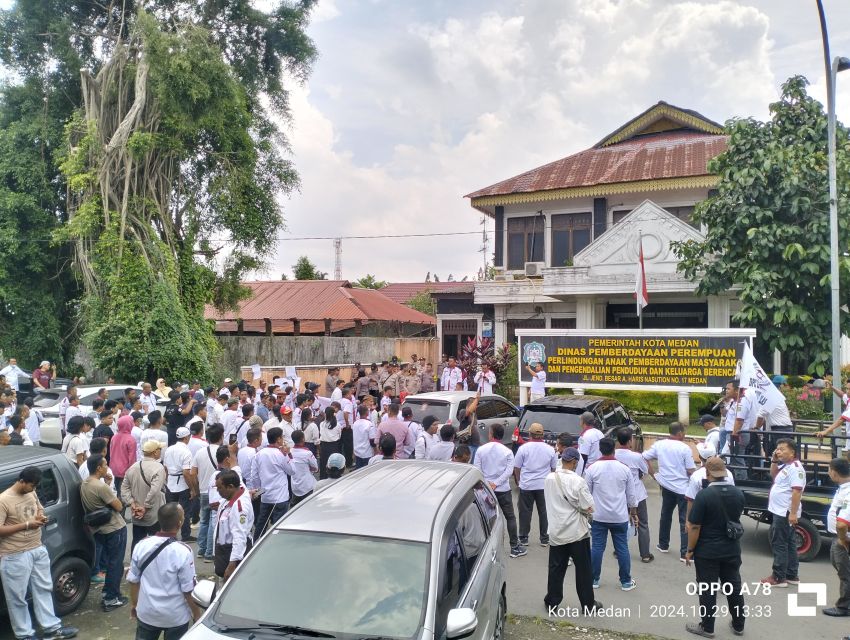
[405,391,512,404]
[278,461,480,542]
[0,446,65,465]
[525,395,608,409]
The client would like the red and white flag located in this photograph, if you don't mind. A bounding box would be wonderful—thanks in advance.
[634,236,648,315]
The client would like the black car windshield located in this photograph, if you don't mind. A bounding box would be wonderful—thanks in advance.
[32,393,62,408]
[518,406,584,434]
[212,531,428,639]
[402,399,451,424]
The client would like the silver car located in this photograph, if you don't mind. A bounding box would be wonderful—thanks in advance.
[402,391,519,445]
[186,461,508,640]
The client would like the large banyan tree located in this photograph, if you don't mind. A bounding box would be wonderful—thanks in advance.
[0,1,317,380]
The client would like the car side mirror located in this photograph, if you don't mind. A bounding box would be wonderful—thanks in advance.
[192,579,217,608]
[446,608,478,639]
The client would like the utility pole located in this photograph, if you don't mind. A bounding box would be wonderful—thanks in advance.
[479,215,489,276]
[333,238,342,280]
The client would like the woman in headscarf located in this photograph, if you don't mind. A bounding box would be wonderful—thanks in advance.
[154,377,172,399]
[109,414,137,495]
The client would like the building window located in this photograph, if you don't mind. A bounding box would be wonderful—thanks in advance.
[667,206,696,227]
[612,209,631,225]
[551,317,577,329]
[507,216,544,270]
[551,213,591,266]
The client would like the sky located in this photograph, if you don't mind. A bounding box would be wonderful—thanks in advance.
[269,0,850,283]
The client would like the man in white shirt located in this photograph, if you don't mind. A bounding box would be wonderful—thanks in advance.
[615,428,653,563]
[585,437,638,590]
[162,427,197,542]
[0,359,25,391]
[513,423,557,547]
[186,404,206,438]
[731,383,758,475]
[426,424,457,462]
[544,447,599,613]
[474,423,523,557]
[289,430,318,505]
[191,423,224,562]
[352,405,375,468]
[139,382,158,415]
[249,427,293,536]
[237,428,263,502]
[330,379,345,402]
[643,422,696,560]
[576,412,604,476]
[127,503,199,638]
[415,416,440,461]
[526,362,546,401]
[699,415,722,454]
[762,438,805,587]
[473,364,496,395]
[221,398,240,441]
[757,393,793,460]
[718,381,737,455]
[214,469,254,581]
[825,458,850,616]
[440,357,462,392]
[685,443,735,523]
[207,394,226,428]
[400,406,421,459]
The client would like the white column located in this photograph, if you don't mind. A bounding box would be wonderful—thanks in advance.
[436,315,444,357]
[773,348,782,374]
[707,296,731,329]
[495,306,507,346]
[573,387,585,396]
[677,391,690,425]
[519,385,529,406]
[476,315,483,338]
[576,298,595,329]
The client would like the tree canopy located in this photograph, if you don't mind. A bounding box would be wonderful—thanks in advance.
[0,1,317,380]
[673,76,850,374]
[353,274,387,289]
[292,256,327,280]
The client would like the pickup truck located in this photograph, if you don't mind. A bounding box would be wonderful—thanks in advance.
[0,447,94,616]
[728,430,839,562]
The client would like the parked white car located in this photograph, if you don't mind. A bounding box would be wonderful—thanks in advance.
[403,391,520,445]
[36,385,142,448]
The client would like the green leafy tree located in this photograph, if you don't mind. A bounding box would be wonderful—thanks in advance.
[292,256,327,280]
[353,274,387,289]
[405,290,436,316]
[0,1,317,381]
[673,76,850,374]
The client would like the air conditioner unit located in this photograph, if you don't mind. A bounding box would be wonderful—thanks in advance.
[524,262,545,278]
[493,274,510,282]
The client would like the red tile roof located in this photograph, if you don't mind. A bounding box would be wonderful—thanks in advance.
[466,131,727,199]
[379,282,471,304]
[205,280,435,333]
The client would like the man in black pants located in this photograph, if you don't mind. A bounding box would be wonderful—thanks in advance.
[685,457,746,637]
[543,447,600,614]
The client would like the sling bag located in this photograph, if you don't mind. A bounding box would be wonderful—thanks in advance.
[708,485,744,540]
[138,538,176,577]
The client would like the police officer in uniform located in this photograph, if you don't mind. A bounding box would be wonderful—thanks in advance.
[213,469,254,581]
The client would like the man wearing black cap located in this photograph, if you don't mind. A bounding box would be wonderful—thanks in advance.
[544,447,600,614]
[699,415,722,454]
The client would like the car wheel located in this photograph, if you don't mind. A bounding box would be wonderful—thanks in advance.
[51,556,90,616]
[492,589,506,640]
[792,518,821,563]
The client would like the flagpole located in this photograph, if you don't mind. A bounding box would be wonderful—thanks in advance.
[638,231,644,331]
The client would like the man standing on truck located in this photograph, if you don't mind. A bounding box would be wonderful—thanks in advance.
[0,466,78,639]
[761,438,805,587]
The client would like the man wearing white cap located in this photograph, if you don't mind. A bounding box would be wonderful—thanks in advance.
[219,378,233,398]
[163,427,197,542]
[686,444,735,524]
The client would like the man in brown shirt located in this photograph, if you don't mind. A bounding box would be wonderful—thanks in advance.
[0,466,77,639]
[121,440,167,551]
[80,454,128,612]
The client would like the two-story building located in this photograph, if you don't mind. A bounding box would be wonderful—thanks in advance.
[453,101,783,366]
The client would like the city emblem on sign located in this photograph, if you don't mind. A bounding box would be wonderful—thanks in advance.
[522,341,546,366]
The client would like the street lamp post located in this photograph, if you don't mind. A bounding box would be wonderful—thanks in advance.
[827,55,850,419]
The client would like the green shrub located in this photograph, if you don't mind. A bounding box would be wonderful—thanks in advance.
[551,388,717,419]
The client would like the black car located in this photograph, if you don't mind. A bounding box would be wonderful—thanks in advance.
[516,394,643,450]
[0,447,94,617]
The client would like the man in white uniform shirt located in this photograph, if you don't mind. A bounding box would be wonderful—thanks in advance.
[824,458,850,616]
[514,423,558,547]
[440,357,462,392]
[474,423,523,557]
[127,504,199,638]
[288,430,318,505]
[526,362,546,401]
[762,438,805,587]
[718,381,737,455]
[615,428,653,563]
[139,383,158,415]
[473,364,496,395]
[576,412,604,476]
[730,382,758,475]
[249,427,293,536]
[757,391,793,460]
[214,469,254,581]
[191,423,224,562]
[162,427,197,542]
[698,415,722,454]
[0,358,25,391]
[208,395,226,428]
[643,422,696,560]
[352,405,376,468]
[584,437,638,590]
[685,443,735,522]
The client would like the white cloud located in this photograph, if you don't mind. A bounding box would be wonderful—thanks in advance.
[264,0,850,283]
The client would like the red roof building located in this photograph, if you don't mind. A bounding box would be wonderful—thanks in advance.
[206,280,436,336]
[380,281,471,304]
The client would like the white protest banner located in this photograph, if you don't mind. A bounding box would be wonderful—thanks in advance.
[285,366,297,378]
[251,363,262,380]
[739,343,784,413]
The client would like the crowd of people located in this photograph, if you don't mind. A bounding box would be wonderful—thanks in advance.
[2,357,850,639]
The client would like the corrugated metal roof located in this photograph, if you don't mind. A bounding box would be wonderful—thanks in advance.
[380,282,471,304]
[205,280,436,327]
[466,131,727,199]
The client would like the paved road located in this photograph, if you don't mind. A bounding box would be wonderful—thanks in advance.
[505,482,842,640]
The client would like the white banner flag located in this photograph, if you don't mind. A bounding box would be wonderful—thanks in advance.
[739,343,784,413]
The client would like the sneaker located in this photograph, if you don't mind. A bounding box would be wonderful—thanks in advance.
[540,538,549,547]
[519,537,529,546]
[760,575,788,588]
[42,627,79,640]
[101,595,129,612]
[584,600,604,615]
[641,554,655,563]
[203,556,213,563]
[197,549,206,558]
[679,556,687,563]
[685,622,714,638]
[823,607,850,617]
[656,544,669,553]
[90,572,106,584]
[509,546,527,558]
[592,579,600,589]
[620,579,637,591]
[786,577,801,585]
[729,621,744,636]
